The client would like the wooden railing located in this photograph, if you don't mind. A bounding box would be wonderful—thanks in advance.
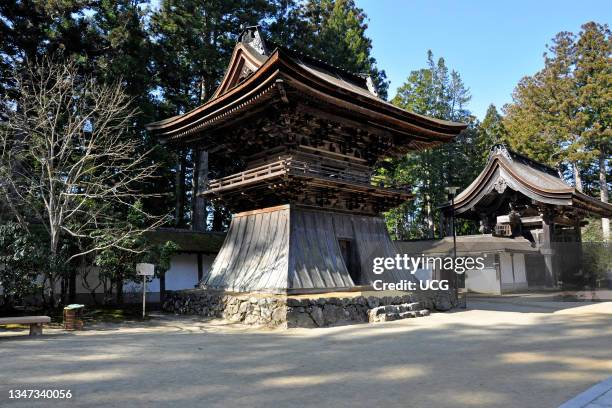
[207,160,289,191]
[207,157,410,192]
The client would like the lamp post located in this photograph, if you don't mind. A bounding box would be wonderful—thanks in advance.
[445,186,463,308]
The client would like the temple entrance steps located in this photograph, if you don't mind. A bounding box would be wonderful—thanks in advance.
[367,302,431,323]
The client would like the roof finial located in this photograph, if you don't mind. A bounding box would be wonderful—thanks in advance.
[490,143,512,162]
[238,25,267,55]
[366,76,379,97]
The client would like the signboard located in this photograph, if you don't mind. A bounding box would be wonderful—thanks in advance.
[136,263,155,276]
[136,263,155,319]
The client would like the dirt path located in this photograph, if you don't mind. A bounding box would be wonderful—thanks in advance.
[1,299,611,408]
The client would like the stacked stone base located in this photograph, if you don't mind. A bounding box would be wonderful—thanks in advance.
[367,302,430,323]
[162,289,457,328]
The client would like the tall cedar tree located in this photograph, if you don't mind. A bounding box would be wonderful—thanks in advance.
[268,0,388,98]
[504,22,610,238]
[0,0,99,104]
[385,51,481,239]
[150,0,274,230]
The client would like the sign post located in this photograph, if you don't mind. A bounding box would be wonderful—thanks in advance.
[136,263,155,319]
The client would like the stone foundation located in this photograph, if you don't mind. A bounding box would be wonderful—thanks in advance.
[162,289,457,328]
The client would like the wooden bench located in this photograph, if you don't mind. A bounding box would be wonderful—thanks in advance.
[0,316,51,336]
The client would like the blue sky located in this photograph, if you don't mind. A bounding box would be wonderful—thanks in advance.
[355,0,611,120]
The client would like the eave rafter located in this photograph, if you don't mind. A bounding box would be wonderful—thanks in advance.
[146,45,466,153]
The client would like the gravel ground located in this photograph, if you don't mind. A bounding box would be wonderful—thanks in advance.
[1,297,611,408]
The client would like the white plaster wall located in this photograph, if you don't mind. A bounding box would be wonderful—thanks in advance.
[414,268,433,282]
[123,253,215,294]
[466,267,501,295]
[512,253,528,288]
[165,253,198,290]
[1,254,216,303]
[500,253,514,285]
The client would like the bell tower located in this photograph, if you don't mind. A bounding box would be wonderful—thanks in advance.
[147,27,467,293]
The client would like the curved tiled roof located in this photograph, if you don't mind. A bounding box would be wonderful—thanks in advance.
[440,144,612,218]
[146,27,466,150]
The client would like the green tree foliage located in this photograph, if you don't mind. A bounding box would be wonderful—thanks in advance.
[0,0,98,99]
[477,104,508,162]
[92,0,177,218]
[385,51,481,239]
[0,222,46,308]
[504,22,610,195]
[504,22,610,238]
[269,0,388,98]
[150,0,274,115]
[94,201,177,304]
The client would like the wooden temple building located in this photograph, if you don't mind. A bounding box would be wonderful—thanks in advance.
[434,144,612,292]
[146,26,466,294]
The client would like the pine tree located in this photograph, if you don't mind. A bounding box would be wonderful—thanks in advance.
[150,0,275,229]
[268,0,389,98]
[574,22,611,240]
[503,22,610,238]
[386,51,479,239]
[0,0,97,102]
[478,104,508,161]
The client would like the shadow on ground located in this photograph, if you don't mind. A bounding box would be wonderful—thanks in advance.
[0,299,611,408]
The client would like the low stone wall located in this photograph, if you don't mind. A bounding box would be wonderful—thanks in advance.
[162,289,457,328]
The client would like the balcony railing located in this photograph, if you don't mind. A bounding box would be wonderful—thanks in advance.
[207,158,381,192]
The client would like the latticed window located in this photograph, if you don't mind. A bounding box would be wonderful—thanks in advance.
[495,224,512,237]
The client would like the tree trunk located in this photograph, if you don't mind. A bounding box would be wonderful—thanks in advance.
[425,195,434,239]
[48,227,60,308]
[212,206,224,232]
[192,150,209,231]
[175,150,187,227]
[115,275,124,305]
[573,162,583,192]
[600,149,610,241]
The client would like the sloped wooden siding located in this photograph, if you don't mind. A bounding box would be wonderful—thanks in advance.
[203,205,418,292]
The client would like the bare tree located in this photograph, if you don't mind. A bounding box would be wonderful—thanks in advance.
[0,58,166,303]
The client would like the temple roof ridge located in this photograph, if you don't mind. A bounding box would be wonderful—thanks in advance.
[440,144,612,218]
[489,143,559,178]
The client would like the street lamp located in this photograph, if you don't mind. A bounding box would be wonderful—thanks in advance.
[445,186,465,308]
[444,186,459,259]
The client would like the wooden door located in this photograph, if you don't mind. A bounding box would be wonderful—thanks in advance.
[338,239,360,285]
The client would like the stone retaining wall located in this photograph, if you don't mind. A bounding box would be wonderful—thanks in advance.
[162,289,457,328]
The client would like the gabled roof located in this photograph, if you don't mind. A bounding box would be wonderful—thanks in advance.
[396,235,539,255]
[440,144,612,218]
[146,26,466,151]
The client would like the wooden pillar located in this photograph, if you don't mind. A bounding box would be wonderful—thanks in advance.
[541,209,557,288]
[192,150,209,231]
[574,218,583,280]
[175,150,187,227]
[440,212,447,237]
